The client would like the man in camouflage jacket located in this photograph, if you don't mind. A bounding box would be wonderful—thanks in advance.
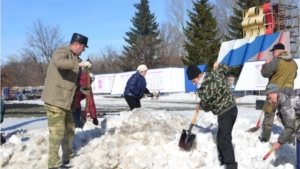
[186,62,238,169]
[265,83,300,168]
[259,43,298,142]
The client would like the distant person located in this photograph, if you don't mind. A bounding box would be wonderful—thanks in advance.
[16,88,20,101]
[72,72,98,128]
[264,83,299,168]
[186,62,238,169]
[124,64,152,111]
[41,32,92,169]
[3,87,10,101]
[259,43,298,142]
[0,97,6,145]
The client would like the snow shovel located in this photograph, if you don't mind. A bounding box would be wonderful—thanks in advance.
[178,108,200,151]
[246,110,264,132]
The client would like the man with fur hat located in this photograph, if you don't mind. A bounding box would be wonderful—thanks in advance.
[124,64,152,110]
[265,83,300,168]
[259,43,298,142]
[41,33,92,169]
[186,62,238,169]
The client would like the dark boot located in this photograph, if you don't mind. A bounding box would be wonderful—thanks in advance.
[226,162,238,169]
[49,165,72,169]
[1,134,6,145]
[259,129,271,142]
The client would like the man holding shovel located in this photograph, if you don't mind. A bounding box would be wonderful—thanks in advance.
[263,83,300,168]
[259,43,297,142]
[186,62,238,169]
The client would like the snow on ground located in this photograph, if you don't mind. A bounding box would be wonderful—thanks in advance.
[0,93,297,169]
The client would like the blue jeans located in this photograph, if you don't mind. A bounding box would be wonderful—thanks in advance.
[297,139,300,169]
[72,108,82,128]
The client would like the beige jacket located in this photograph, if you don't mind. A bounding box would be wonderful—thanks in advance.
[41,46,82,111]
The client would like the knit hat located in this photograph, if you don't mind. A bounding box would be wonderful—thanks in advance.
[137,64,148,72]
[266,83,279,94]
[186,65,202,80]
[269,43,285,51]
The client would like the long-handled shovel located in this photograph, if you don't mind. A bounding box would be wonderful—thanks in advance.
[178,108,200,151]
[263,146,276,160]
[246,110,264,132]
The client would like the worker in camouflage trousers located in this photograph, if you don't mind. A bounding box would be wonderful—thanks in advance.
[186,62,238,169]
[265,83,300,168]
[42,33,92,169]
[259,43,298,142]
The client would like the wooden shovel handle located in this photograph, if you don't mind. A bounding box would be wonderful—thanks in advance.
[263,146,276,160]
[83,67,91,117]
[255,110,264,128]
[191,108,200,124]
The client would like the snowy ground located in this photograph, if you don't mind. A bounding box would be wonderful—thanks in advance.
[0,94,297,169]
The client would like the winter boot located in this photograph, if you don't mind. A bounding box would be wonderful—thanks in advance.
[1,134,6,145]
[62,153,76,165]
[49,165,72,169]
[226,162,238,169]
[258,129,272,142]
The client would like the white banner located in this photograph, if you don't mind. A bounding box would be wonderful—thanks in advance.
[92,74,116,94]
[235,59,300,91]
[110,68,185,95]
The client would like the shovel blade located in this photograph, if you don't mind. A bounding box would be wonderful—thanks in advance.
[246,127,259,132]
[178,129,196,151]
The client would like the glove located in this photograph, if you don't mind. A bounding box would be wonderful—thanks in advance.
[93,118,99,126]
[85,61,92,70]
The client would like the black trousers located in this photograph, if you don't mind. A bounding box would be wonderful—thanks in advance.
[217,106,238,169]
[125,96,141,111]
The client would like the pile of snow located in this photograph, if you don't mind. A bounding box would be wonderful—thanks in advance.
[0,107,297,169]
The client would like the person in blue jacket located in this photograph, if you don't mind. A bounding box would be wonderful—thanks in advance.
[124,64,152,110]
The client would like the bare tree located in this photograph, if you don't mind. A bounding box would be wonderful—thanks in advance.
[159,23,186,58]
[212,0,237,39]
[162,0,192,57]
[21,18,67,78]
[163,0,192,30]
[1,55,44,87]
[89,46,122,74]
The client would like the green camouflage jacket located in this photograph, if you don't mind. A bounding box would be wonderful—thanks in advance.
[197,63,236,116]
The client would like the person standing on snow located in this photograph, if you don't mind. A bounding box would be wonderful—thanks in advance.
[72,72,99,128]
[41,33,92,169]
[0,97,6,145]
[186,62,238,169]
[264,83,300,168]
[124,64,152,111]
[259,43,298,142]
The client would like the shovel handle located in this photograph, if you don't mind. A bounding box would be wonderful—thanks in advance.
[263,146,276,160]
[191,108,200,124]
[255,110,264,128]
